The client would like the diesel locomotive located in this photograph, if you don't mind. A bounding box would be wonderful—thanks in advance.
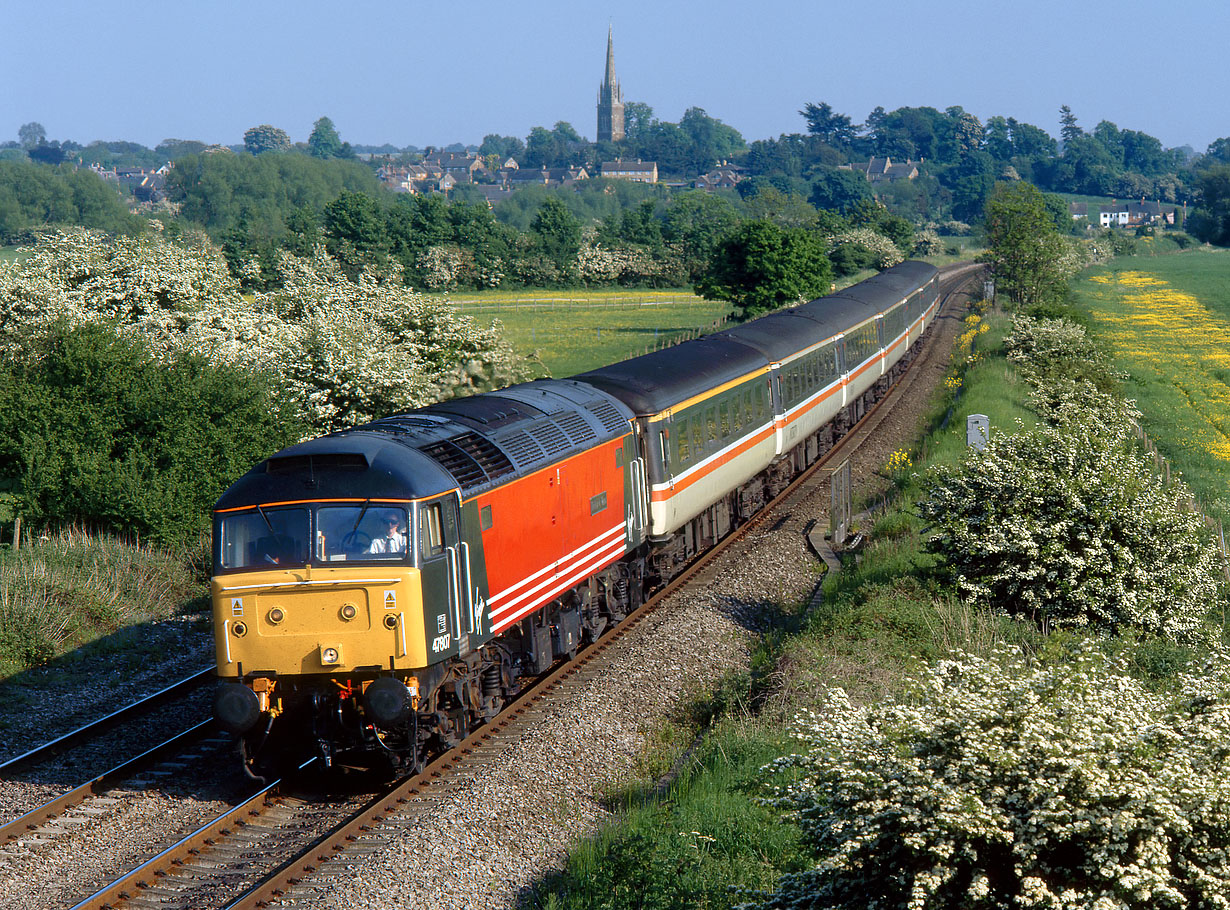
[211,260,943,777]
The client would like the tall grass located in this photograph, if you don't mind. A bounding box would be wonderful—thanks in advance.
[523,728,808,910]
[0,528,205,676]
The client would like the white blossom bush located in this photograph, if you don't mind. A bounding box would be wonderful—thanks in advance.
[918,315,1221,639]
[0,229,530,433]
[918,420,1219,639]
[828,229,904,270]
[416,244,471,290]
[912,229,945,257]
[760,643,1230,910]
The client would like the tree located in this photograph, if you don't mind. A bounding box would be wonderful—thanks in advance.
[477,134,525,163]
[308,116,343,158]
[741,184,820,229]
[695,220,832,319]
[764,645,1230,910]
[1059,104,1082,144]
[809,165,872,214]
[0,323,301,547]
[981,182,1071,307]
[678,107,745,172]
[622,102,656,140]
[530,196,582,277]
[17,122,46,150]
[662,191,741,279]
[1205,137,1230,165]
[27,142,67,166]
[799,102,857,148]
[1188,164,1230,246]
[243,124,292,155]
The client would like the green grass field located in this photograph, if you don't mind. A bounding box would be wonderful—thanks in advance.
[438,288,734,377]
[1069,247,1230,523]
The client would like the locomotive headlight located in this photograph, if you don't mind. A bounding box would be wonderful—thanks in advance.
[320,645,341,665]
[268,607,285,625]
[232,622,248,637]
[340,603,358,621]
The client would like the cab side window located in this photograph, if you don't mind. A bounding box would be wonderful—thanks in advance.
[420,503,445,560]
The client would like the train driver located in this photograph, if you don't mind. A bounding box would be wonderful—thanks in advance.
[368,512,407,555]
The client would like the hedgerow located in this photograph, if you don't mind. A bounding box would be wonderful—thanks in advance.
[759,643,1230,910]
[918,315,1223,639]
[0,228,532,433]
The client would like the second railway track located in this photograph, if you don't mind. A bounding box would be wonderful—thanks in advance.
[2,264,982,910]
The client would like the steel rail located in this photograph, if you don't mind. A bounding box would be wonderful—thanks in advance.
[66,773,289,910]
[0,720,217,844]
[0,666,214,776]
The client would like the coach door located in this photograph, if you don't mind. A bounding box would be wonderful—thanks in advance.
[418,494,471,661]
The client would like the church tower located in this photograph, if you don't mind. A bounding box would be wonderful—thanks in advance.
[596,26,625,143]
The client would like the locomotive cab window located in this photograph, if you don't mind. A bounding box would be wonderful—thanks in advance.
[420,503,445,559]
[218,507,309,570]
[316,504,410,563]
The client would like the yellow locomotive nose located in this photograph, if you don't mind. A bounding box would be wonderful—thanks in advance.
[211,567,429,677]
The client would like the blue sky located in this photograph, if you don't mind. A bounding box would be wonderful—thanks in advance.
[5,0,1228,153]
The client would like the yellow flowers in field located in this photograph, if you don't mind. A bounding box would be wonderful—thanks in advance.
[1083,270,1230,461]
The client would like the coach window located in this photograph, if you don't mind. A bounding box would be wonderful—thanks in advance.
[719,401,731,437]
[691,416,704,459]
[676,417,691,464]
[706,407,718,445]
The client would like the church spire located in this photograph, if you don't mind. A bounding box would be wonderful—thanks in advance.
[604,25,618,93]
[597,25,625,142]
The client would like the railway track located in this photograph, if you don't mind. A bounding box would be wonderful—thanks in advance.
[0,667,214,777]
[12,264,982,910]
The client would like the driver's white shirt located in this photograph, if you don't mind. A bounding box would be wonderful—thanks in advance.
[369,531,407,554]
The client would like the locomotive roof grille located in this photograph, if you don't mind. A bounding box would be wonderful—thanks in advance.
[266,453,368,475]
[451,432,515,480]
[555,410,598,445]
[585,400,630,435]
[495,430,546,467]
[417,438,488,488]
[527,421,571,457]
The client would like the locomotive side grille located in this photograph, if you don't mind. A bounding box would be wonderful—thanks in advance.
[496,431,546,467]
[585,400,628,436]
[418,440,486,488]
[555,411,597,445]
[528,421,571,457]
[450,432,515,480]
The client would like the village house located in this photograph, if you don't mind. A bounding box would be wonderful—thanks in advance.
[839,156,919,183]
[694,161,744,191]
[599,158,657,183]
